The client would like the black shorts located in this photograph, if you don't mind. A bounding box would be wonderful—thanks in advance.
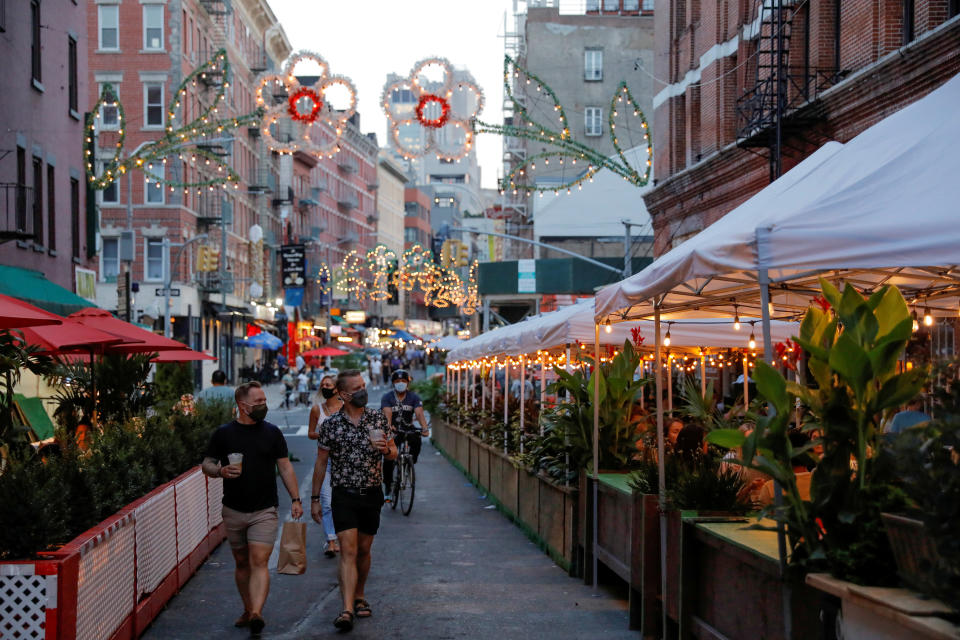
[331,486,384,536]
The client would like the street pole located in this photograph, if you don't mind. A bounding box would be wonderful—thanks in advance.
[164,234,208,339]
[621,219,636,279]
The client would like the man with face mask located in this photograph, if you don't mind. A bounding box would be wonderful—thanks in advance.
[380,369,429,501]
[311,370,397,632]
[202,381,303,635]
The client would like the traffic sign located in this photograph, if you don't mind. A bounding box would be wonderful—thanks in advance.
[155,288,181,297]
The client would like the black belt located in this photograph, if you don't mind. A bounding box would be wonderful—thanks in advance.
[334,486,381,496]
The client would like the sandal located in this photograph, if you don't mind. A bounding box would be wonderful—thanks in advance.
[354,598,372,618]
[333,610,354,631]
[324,541,336,558]
[234,611,251,627]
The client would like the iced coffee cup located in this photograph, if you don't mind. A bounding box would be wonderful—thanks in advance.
[227,452,243,474]
[368,429,384,452]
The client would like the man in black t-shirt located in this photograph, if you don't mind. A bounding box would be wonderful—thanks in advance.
[202,381,303,635]
[380,370,429,500]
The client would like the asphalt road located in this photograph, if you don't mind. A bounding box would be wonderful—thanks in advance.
[142,381,634,639]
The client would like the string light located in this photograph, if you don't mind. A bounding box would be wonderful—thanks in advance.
[748,323,757,350]
[923,307,933,326]
[664,323,672,347]
[733,304,741,331]
[604,319,612,334]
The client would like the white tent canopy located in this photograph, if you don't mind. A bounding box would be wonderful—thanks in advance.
[427,335,467,351]
[596,71,960,322]
[447,298,799,363]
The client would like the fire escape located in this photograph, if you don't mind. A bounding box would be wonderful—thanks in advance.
[735,0,836,181]
[501,2,531,258]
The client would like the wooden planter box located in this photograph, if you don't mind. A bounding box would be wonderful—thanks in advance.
[807,573,960,640]
[0,467,224,640]
[431,419,579,573]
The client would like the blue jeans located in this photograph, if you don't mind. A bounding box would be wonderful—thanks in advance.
[321,460,336,541]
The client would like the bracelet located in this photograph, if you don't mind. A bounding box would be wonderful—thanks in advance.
[310,495,321,503]
[291,498,301,503]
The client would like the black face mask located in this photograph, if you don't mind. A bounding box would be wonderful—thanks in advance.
[246,403,268,421]
[321,387,336,399]
[348,389,368,408]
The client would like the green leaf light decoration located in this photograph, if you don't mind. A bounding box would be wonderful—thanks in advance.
[473,55,652,194]
[84,49,263,192]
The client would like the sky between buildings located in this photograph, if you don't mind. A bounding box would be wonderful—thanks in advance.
[270,0,517,190]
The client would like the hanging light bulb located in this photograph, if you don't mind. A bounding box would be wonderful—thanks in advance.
[748,324,757,350]
[604,319,612,334]
[923,307,933,326]
[664,324,672,347]
[912,311,919,332]
[733,304,741,331]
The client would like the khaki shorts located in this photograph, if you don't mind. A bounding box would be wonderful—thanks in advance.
[222,505,278,549]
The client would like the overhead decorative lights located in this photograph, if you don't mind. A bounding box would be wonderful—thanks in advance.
[733,303,741,331]
[382,57,484,161]
[664,323,672,347]
[748,323,757,350]
[256,50,357,157]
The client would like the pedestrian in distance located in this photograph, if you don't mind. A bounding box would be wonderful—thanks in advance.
[307,374,343,557]
[201,381,303,636]
[195,369,235,405]
[280,367,296,409]
[371,357,383,389]
[380,369,429,502]
[310,370,397,632]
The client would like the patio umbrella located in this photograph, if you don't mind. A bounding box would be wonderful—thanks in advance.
[151,348,216,362]
[68,308,189,353]
[0,293,64,329]
[239,332,283,350]
[300,346,349,358]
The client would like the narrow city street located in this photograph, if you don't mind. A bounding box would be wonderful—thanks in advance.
[141,382,634,639]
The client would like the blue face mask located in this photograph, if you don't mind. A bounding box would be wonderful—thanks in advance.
[394,382,407,393]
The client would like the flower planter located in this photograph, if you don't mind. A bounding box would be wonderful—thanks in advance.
[881,513,946,597]
[0,467,224,640]
[430,419,579,573]
[807,572,960,640]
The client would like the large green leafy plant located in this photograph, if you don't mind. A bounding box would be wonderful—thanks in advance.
[708,281,923,583]
[549,339,648,473]
[0,331,56,452]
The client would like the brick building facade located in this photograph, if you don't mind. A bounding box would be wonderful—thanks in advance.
[648,0,960,254]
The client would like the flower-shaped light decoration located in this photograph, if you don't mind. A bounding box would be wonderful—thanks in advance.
[366,245,397,302]
[256,51,357,158]
[337,250,369,302]
[459,260,480,315]
[382,57,484,161]
[394,244,437,292]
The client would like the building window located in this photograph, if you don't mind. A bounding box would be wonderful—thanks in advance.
[903,0,915,45]
[603,0,619,10]
[145,239,164,281]
[99,83,120,129]
[101,175,119,204]
[68,37,78,114]
[15,148,26,232]
[586,0,600,11]
[642,0,654,10]
[99,5,119,50]
[32,157,43,244]
[584,49,603,81]
[30,1,41,84]
[47,166,55,250]
[143,5,163,51]
[623,0,640,10]
[145,164,164,204]
[145,83,164,127]
[0,0,6,33]
[101,237,119,282]
[951,0,960,19]
[585,107,603,136]
[71,178,80,259]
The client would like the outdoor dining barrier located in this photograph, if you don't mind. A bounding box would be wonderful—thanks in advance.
[0,467,225,640]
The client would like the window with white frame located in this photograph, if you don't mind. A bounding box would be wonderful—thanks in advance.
[101,237,119,281]
[98,5,119,51]
[145,164,164,204]
[99,83,120,129]
[144,83,164,127]
[623,0,640,10]
[143,5,163,50]
[603,0,619,10]
[584,49,603,81]
[585,107,602,137]
[642,0,654,9]
[145,239,164,282]
[101,176,119,204]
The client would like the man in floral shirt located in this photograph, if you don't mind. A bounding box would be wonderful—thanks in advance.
[310,370,397,632]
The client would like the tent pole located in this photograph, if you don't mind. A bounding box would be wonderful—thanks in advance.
[519,355,525,454]
[592,322,601,593]
[758,226,791,640]
[667,355,673,415]
[482,362,486,411]
[701,352,707,397]
[540,356,546,435]
[743,355,749,408]
[654,305,667,638]
[503,359,509,453]
[491,359,496,415]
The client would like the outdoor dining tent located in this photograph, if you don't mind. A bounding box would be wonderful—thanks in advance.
[591,70,960,626]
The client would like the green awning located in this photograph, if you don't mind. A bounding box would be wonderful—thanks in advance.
[0,265,97,316]
[14,393,56,440]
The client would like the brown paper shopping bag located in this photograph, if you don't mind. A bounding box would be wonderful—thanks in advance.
[276,521,307,575]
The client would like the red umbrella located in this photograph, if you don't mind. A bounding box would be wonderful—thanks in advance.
[300,346,350,358]
[68,308,189,353]
[0,293,64,329]
[151,349,216,363]
[17,322,129,354]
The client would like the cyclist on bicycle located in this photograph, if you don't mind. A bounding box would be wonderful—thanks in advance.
[380,369,428,501]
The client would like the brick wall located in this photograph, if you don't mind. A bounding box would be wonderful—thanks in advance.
[646,0,960,254]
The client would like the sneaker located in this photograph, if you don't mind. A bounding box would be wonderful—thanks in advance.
[383,495,392,505]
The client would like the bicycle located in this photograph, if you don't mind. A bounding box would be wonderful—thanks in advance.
[389,430,417,516]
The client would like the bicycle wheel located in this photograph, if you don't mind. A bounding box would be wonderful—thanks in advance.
[399,456,415,516]
[390,460,401,510]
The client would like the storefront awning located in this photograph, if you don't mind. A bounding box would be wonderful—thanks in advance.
[0,265,97,316]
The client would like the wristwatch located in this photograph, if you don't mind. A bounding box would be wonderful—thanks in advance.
[291,497,302,503]
[310,495,321,503]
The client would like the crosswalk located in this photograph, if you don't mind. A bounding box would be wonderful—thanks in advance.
[279,424,309,436]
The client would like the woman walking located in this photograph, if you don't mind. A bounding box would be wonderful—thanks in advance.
[308,374,343,556]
